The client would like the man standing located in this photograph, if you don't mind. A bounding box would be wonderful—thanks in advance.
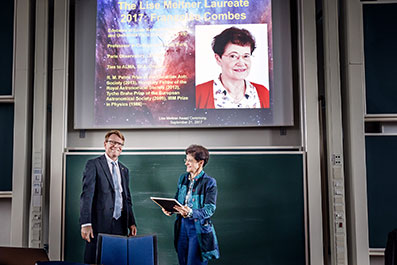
[80,130,137,264]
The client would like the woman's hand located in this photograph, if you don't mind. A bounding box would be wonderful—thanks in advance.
[174,205,192,218]
[161,207,173,216]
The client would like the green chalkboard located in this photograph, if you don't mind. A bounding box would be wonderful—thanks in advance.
[366,136,397,248]
[0,104,14,191]
[64,152,305,264]
[363,3,397,114]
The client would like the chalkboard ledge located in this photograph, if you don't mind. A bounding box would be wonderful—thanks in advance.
[0,192,12,198]
[369,248,385,256]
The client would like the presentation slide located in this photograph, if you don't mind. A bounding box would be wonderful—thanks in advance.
[75,0,294,128]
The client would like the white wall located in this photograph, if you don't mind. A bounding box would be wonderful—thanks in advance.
[67,128,301,149]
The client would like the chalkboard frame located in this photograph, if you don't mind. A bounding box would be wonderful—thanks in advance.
[63,150,307,265]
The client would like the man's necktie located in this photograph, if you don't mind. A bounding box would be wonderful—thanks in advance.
[111,161,122,220]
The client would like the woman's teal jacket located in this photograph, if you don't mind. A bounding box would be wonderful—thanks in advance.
[174,171,220,261]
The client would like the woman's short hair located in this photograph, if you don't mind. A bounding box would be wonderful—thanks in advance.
[186,144,210,167]
[105,130,125,142]
[212,27,256,57]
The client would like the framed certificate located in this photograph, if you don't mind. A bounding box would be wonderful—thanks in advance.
[150,197,183,213]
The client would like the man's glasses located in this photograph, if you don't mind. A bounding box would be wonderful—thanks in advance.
[223,53,252,62]
[107,140,124,147]
[184,158,196,163]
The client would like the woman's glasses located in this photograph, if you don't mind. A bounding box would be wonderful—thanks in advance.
[223,53,252,62]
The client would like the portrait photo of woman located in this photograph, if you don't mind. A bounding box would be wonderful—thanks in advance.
[195,25,270,109]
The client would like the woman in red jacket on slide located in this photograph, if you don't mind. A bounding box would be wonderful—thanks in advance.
[196,27,269,109]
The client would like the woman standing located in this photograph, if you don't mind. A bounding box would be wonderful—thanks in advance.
[163,144,220,265]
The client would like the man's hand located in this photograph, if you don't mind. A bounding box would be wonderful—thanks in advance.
[81,225,94,242]
[129,225,137,236]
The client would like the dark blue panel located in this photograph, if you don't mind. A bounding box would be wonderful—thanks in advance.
[128,235,155,265]
[0,103,14,191]
[99,234,128,265]
[364,4,397,114]
[0,0,14,95]
[366,136,397,248]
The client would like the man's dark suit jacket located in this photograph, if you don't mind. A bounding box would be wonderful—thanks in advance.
[79,154,136,234]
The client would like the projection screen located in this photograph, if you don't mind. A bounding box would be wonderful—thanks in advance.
[74,0,294,128]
